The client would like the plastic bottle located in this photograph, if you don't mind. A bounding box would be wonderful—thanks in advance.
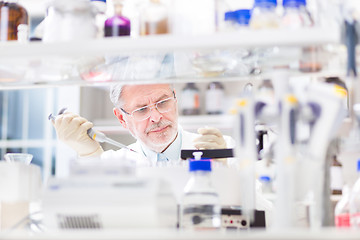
[349,159,360,228]
[0,0,28,41]
[334,185,351,228]
[181,83,200,116]
[281,0,312,29]
[205,82,225,115]
[104,0,131,37]
[139,0,169,35]
[180,152,221,229]
[249,0,279,29]
[91,0,107,38]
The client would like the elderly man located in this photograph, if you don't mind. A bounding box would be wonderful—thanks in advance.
[54,83,234,163]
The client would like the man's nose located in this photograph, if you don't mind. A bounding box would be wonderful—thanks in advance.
[149,106,162,122]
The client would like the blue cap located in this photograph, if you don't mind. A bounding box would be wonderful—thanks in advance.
[189,160,211,172]
[357,159,360,172]
[91,0,106,2]
[254,0,277,8]
[235,9,251,25]
[283,0,306,7]
[224,11,237,22]
[259,175,271,182]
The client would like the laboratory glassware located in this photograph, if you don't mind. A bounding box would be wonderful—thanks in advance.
[205,81,225,115]
[181,82,200,116]
[349,159,360,228]
[250,0,279,29]
[139,0,169,35]
[0,0,28,41]
[104,0,130,37]
[4,153,33,165]
[180,153,221,229]
[334,185,350,228]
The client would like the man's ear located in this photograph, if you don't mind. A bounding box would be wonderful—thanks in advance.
[113,108,127,129]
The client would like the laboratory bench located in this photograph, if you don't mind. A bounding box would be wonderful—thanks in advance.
[0,228,359,240]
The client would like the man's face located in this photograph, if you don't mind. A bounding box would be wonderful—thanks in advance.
[114,84,178,153]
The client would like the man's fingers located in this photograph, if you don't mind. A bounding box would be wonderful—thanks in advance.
[197,127,223,138]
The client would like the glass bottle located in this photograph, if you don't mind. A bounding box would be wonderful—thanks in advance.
[181,82,200,116]
[330,155,344,195]
[334,185,351,228]
[0,0,28,41]
[235,9,251,28]
[281,0,313,29]
[91,0,107,38]
[180,155,221,229]
[139,0,169,35]
[249,0,279,29]
[205,81,225,115]
[104,0,131,37]
[350,159,360,228]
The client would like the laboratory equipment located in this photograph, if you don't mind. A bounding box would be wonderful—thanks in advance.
[180,154,221,229]
[104,0,130,37]
[48,108,137,153]
[91,0,107,38]
[250,0,279,29]
[305,83,347,227]
[42,0,97,42]
[4,153,33,165]
[205,81,225,115]
[0,0,28,41]
[273,93,299,228]
[139,0,169,35]
[0,161,42,230]
[334,185,351,228]
[232,94,258,222]
[42,175,177,229]
[330,155,343,195]
[281,0,313,29]
[180,82,200,115]
[349,159,360,228]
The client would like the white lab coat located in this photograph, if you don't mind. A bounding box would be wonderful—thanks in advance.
[101,125,235,165]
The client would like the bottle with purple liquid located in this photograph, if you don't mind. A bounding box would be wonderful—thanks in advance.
[104,0,130,37]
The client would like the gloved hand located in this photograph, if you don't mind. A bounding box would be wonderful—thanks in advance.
[193,127,227,150]
[53,112,104,157]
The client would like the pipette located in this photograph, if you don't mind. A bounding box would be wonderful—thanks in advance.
[86,128,137,153]
[48,108,137,153]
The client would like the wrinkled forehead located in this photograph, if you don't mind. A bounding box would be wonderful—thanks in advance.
[121,84,173,108]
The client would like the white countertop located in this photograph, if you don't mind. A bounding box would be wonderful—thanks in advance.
[1,228,359,240]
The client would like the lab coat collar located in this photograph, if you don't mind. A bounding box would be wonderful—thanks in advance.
[138,125,183,163]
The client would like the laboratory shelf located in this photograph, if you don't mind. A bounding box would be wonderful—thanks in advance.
[0,27,343,89]
[0,27,340,58]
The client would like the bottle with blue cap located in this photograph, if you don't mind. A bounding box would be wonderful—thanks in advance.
[281,0,313,28]
[349,158,360,228]
[224,9,251,31]
[250,0,279,29]
[180,152,221,229]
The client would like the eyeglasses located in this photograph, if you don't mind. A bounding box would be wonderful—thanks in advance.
[120,93,177,122]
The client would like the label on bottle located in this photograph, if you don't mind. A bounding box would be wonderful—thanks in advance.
[181,89,199,111]
[335,213,350,227]
[330,166,343,193]
[206,89,224,114]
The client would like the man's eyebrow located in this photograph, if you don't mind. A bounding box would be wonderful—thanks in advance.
[134,93,171,108]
